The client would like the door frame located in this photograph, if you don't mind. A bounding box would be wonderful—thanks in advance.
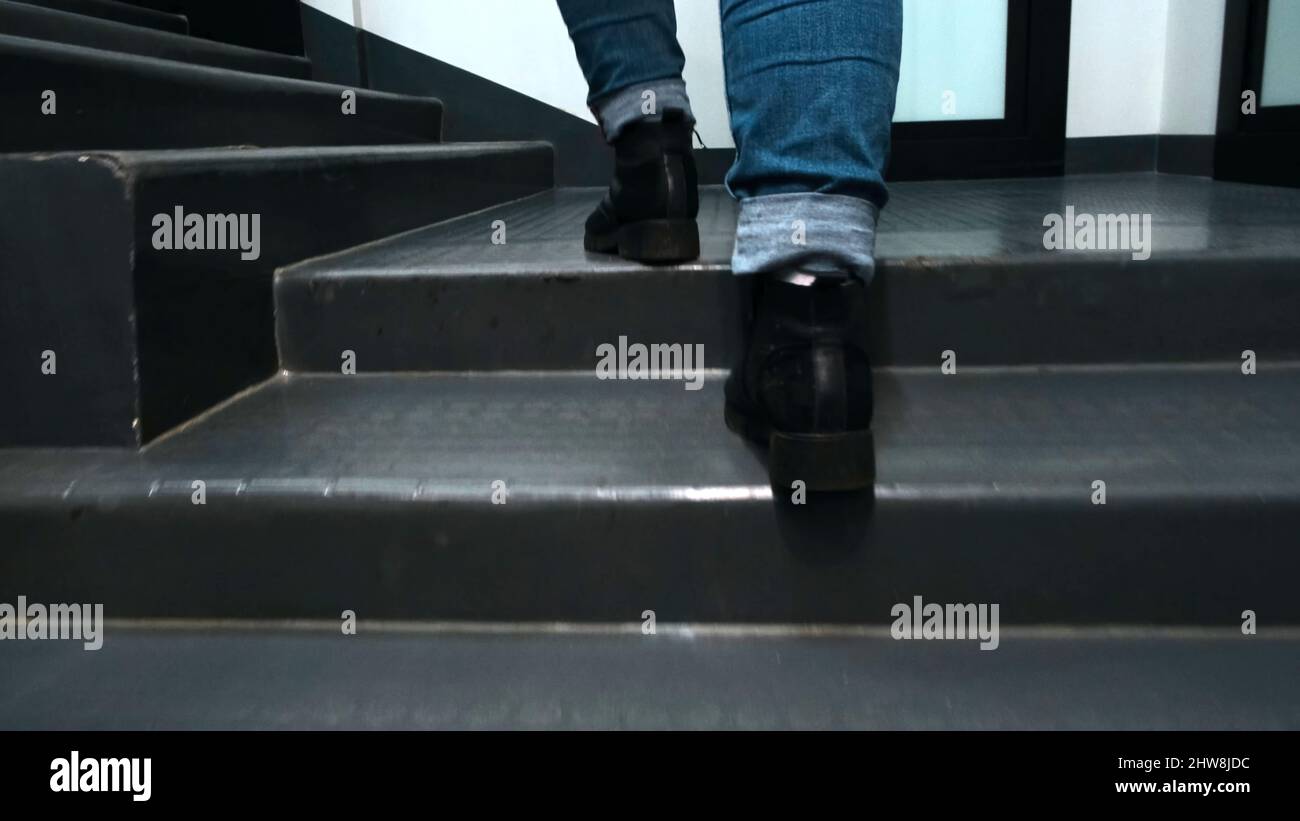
[887,0,1072,180]
[1215,0,1300,187]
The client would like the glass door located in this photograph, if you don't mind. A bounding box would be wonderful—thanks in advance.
[1216,0,1300,187]
[888,0,1071,180]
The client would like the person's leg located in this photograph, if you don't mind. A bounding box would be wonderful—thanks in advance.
[556,0,693,141]
[719,0,902,491]
[557,0,701,262]
[721,0,902,280]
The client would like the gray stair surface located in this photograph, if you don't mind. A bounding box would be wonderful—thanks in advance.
[0,143,554,446]
[0,34,442,151]
[6,120,1297,729]
[1,623,1296,729]
[0,0,310,78]
[13,0,186,33]
[2,365,1297,624]
[277,174,1300,371]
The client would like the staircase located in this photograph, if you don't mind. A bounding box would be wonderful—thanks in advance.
[3,0,1299,729]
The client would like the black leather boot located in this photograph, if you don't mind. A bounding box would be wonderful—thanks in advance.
[584,108,699,264]
[724,275,874,491]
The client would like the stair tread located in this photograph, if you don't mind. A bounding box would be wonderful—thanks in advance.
[0,0,308,78]
[12,0,187,33]
[1,33,422,101]
[6,367,1296,624]
[26,141,555,167]
[1,143,554,447]
[276,174,1300,371]
[283,174,1300,279]
[3,625,1297,729]
[6,365,1298,503]
[1,33,443,150]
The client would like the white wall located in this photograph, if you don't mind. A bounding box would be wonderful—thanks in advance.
[304,0,1229,142]
[1066,0,1169,138]
[303,0,736,146]
[1066,0,1226,137]
[1161,0,1226,134]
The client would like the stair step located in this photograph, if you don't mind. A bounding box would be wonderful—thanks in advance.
[12,0,186,33]
[2,624,1296,729]
[3,366,1296,624]
[0,0,309,78]
[277,175,1300,372]
[0,34,441,151]
[0,143,554,446]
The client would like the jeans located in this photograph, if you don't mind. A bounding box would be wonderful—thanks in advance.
[556,0,902,279]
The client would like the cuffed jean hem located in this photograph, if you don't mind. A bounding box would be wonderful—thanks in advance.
[731,193,880,281]
[591,78,694,142]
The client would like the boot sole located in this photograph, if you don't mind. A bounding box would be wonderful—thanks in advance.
[585,219,699,264]
[725,402,875,492]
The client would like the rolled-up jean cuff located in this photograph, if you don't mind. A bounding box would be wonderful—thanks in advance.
[591,78,693,142]
[731,192,880,281]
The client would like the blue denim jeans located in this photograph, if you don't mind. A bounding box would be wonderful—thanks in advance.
[556,0,902,279]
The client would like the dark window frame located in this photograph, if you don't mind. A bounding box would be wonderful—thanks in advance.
[1215,0,1300,187]
[887,0,1072,181]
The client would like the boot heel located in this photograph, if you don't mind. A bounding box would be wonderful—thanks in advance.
[584,228,618,254]
[617,219,699,263]
[768,429,875,492]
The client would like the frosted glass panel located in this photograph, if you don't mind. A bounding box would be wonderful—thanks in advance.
[894,0,1008,122]
[1261,0,1300,106]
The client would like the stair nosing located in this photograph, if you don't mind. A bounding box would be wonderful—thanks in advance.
[0,32,439,106]
[0,0,310,75]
